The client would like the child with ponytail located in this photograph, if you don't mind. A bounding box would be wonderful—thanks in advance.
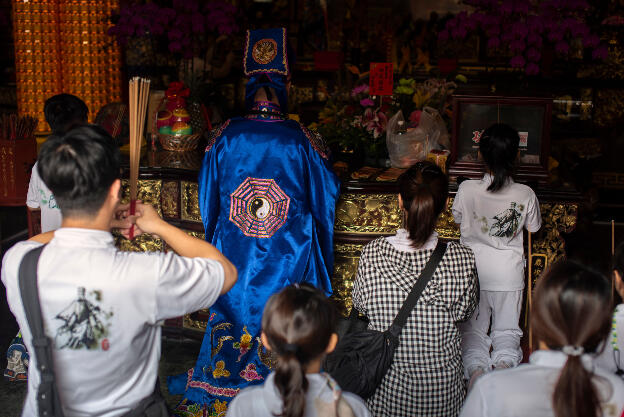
[460,260,624,417]
[596,241,624,374]
[452,123,541,386]
[226,284,371,417]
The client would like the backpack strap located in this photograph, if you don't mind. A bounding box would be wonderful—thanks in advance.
[389,241,447,337]
[18,245,65,417]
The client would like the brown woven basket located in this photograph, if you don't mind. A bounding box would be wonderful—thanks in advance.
[158,132,201,152]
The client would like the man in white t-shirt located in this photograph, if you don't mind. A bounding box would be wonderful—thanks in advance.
[26,94,89,233]
[2,125,237,416]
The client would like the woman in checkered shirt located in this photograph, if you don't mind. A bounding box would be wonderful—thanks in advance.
[352,162,479,416]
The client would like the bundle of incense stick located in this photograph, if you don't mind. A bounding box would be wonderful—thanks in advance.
[0,114,38,141]
[128,77,151,239]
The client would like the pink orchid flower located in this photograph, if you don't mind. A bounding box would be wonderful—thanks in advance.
[362,108,388,139]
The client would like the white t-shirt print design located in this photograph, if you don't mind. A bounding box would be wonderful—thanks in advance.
[54,286,113,351]
[26,161,62,233]
[473,202,525,241]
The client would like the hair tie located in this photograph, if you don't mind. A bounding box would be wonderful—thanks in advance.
[562,345,584,357]
[282,343,298,354]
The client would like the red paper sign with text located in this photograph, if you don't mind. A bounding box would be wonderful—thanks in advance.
[369,62,393,96]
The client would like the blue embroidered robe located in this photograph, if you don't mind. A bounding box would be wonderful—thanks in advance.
[168,108,340,412]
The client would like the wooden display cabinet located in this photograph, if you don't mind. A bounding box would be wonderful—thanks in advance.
[449,94,552,185]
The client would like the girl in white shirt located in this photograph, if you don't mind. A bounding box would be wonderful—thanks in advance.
[452,123,541,386]
[226,284,370,417]
[596,242,624,375]
[460,260,624,417]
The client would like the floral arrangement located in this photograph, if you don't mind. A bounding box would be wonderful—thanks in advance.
[312,77,460,162]
[312,84,390,161]
[107,0,239,59]
[393,77,459,127]
[439,0,608,75]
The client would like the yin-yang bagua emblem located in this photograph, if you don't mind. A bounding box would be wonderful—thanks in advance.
[249,197,270,220]
[230,177,290,238]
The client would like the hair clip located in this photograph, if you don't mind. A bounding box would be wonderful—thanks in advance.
[562,345,584,356]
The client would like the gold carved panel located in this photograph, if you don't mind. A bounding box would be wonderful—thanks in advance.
[437,197,460,240]
[184,311,209,331]
[186,230,205,240]
[335,193,460,239]
[181,181,201,222]
[331,242,364,316]
[120,179,162,216]
[335,193,401,235]
[114,233,163,252]
[529,202,578,288]
[161,181,179,218]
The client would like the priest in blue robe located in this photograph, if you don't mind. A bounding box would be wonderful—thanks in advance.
[168,28,341,414]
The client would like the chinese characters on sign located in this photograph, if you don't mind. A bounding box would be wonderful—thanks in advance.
[369,62,393,96]
[518,131,528,148]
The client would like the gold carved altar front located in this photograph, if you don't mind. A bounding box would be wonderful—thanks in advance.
[331,187,578,315]
[119,149,579,334]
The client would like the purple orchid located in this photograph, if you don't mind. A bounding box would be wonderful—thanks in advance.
[510,55,526,68]
[351,84,370,97]
[526,63,540,75]
[360,98,375,107]
[555,41,570,54]
[440,0,608,74]
[108,0,239,58]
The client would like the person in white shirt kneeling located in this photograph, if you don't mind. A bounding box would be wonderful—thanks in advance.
[1,125,237,416]
[460,260,624,417]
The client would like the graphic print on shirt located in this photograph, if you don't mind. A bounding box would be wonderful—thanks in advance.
[54,287,113,350]
[229,177,290,238]
[489,202,524,238]
[39,188,58,209]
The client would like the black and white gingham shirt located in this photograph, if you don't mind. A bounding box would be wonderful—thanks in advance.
[352,237,478,417]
